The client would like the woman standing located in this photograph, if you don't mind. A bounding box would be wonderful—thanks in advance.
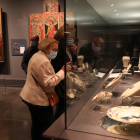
[20,37,69,140]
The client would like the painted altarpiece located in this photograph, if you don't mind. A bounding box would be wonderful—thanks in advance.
[29,0,75,42]
[43,0,59,13]
[44,12,58,38]
[29,13,44,42]
[0,8,4,62]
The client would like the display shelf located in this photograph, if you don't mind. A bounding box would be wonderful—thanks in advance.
[66,75,140,140]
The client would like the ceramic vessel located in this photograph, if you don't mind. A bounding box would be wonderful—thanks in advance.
[77,55,84,71]
[67,71,85,91]
[122,56,130,72]
[91,91,112,102]
[107,106,140,124]
[120,81,140,99]
[66,89,77,99]
[105,74,122,89]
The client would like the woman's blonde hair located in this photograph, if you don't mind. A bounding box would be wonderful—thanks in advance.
[38,37,59,51]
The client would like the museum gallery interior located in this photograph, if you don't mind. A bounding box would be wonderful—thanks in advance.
[1,0,140,140]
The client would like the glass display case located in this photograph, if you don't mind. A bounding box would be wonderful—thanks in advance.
[65,0,140,139]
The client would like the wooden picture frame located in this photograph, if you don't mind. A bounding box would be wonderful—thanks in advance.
[0,8,4,62]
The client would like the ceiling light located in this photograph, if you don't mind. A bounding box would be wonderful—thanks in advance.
[95,21,96,22]
[116,14,118,16]
[111,4,114,7]
[114,10,117,12]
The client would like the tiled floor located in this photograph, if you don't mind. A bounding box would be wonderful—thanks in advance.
[0,87,31,140]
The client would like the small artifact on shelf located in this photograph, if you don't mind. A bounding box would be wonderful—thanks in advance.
[120,81,140,99]
[85,62,89,69]
[105,74,122,89]
[67,71,85,91]
[93,68,98,75]
[82,63,85,69]
[85,62,93,72]
[107,106,140,124]
[84,70,97,83]
[66,89,77,99]
[126,63,132,71]
[77,67,84,72]
[91,91,112,103]
[122,56,130,73]
[122,63,132,73]
[77,55,84,71]
[102,68,114,85]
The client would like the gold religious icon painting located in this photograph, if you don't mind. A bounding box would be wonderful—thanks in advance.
[43,0,59,13]
[44,12,58,38]
[59,12,75,28]
[0,8,4,62]
[29,13,45,42]
[29,13,75,41]
[29,0,75,43]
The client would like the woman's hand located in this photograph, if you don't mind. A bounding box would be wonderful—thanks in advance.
[61,62,72,71]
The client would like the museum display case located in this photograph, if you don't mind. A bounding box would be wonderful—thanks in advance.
[65,0,140,139]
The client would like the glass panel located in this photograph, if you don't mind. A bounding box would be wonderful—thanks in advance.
[65,0,140,139]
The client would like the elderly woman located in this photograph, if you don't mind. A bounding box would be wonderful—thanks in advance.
[20,37,67,140]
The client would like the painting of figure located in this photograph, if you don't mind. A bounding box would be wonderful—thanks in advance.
[44,12,58,38]
[29,14,44,42]
[59,12,75,28]
[0,8,4,62]
[29,1,75,43]
[43,0,59,13]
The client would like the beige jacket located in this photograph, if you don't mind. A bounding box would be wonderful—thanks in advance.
[20,50,64,106]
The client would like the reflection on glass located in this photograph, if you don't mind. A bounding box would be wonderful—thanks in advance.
[65,0,140,139]
[99,116,140,135]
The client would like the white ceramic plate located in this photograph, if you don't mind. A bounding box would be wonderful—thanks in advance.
[107,106,140,124]
[120,81,140,99]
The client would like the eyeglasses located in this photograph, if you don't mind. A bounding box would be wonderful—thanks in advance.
[50,49,59,52]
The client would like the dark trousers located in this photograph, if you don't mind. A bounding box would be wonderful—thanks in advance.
[26,103,54,140]
[55,98,65,120]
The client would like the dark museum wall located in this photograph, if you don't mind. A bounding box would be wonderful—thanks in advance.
[0,0,64,79]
